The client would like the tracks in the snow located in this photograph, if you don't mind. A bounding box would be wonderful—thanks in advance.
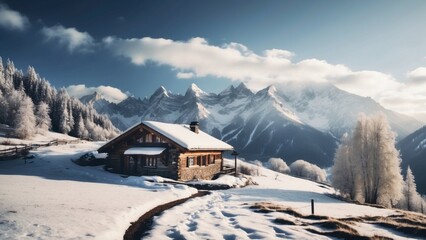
[123,191,210,240]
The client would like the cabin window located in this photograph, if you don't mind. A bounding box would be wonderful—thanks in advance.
[187,157,195,167]
[197,156,202,166]
[146,134,153,143]
[155,136,162,143]
[202,155,207,166]
[144,157,157,168]
[209,155,215,165]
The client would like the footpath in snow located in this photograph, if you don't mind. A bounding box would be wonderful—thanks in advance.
[146,164,425,240]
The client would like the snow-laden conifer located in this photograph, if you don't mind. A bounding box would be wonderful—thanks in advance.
[14,96,36,139]
[35,101,51,132]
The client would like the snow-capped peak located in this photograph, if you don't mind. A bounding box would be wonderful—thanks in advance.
[267,85,277,95]
[80,91,107,104]
[218,82,253,98]
[185,83,206,98]
[150,86,169,101]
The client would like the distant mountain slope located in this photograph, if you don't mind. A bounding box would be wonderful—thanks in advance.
[82,82,421,167]
[398,125,426,194]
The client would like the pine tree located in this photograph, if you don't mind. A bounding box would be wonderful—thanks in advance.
[404,166,421,211]
[35,101,51,132]
[75,113,87,138]
[0,91,8,124]
[14,96,36,139]
[3,59,15,92]
[0,57,5,92]
[59,100,71,134]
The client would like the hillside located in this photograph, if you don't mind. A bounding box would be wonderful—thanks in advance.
[398,125,426,195]
[0,141,423,239]
[0,57,119,140]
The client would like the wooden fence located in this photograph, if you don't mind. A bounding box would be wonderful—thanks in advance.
[0,139,81,160]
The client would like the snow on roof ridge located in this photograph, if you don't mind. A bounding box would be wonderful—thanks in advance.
[143,120,233,151]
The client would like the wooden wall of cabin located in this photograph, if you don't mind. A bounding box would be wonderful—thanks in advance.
[105,126,178,175]
[177,151,223,181]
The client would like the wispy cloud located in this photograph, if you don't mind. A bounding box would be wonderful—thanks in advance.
[0,4,29,31]
[65,84,128,103]
[176,72,195,79]
[41,24,94,53]
[102,36,426,122]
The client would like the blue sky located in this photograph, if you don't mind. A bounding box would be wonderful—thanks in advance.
[1,0,426,121]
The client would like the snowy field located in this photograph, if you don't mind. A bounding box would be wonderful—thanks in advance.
[0,140,424,239]
[147,163,423,240]
[0,141,196,240]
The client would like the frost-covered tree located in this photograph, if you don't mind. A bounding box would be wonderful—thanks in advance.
[332,133,363,201]
[35,101,51,132]
[5,89,24,126]
[290,159,326,182]
[0,91,8,124]
[405,166,420,211]
[0,56,119,140]
[14,96,36,139]
[267,157,290,174]
[0,57,5,92]
[75,113,88,138]
[397,166,422,212]
[59,101,71,134]
[3,59,16,92]
[332,113,403,207]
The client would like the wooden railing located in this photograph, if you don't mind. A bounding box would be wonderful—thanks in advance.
[0,145,32,158]
[0,139,81,160]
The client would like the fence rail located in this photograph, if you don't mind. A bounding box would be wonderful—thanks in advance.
[0,139,81,159]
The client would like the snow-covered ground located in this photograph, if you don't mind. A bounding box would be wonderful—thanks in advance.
[146,163,422,240]
[0,140,423,239]
[0,141,196,240]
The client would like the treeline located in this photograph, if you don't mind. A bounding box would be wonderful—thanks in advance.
[0,57,119,140]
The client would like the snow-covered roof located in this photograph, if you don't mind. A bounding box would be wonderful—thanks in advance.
[124,147,166,155]
[143,121,233,151]
[99,120,234,152]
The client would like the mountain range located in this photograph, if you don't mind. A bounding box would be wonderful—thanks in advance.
[81,82,423,168]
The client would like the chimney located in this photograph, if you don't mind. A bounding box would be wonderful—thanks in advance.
[190,121,199,134]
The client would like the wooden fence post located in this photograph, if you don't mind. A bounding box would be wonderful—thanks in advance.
[311,199,315,215]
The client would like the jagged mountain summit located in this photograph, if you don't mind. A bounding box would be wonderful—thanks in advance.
[82,82,422,166]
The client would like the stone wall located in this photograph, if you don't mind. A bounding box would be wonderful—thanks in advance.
[178,152,223,181]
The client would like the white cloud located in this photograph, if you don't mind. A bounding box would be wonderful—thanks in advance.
[264,49,294,59]
[41,24,94,53]
[0,4,29,31]
[406,67,426,86]
[103,36,400,96]
[176,72,195,79]
[103,36,426,122]
[65,84,128,103]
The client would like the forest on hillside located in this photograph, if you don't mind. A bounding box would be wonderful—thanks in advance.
[0,57,118,140]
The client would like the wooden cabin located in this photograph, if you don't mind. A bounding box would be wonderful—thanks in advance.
[98,121,234,181]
